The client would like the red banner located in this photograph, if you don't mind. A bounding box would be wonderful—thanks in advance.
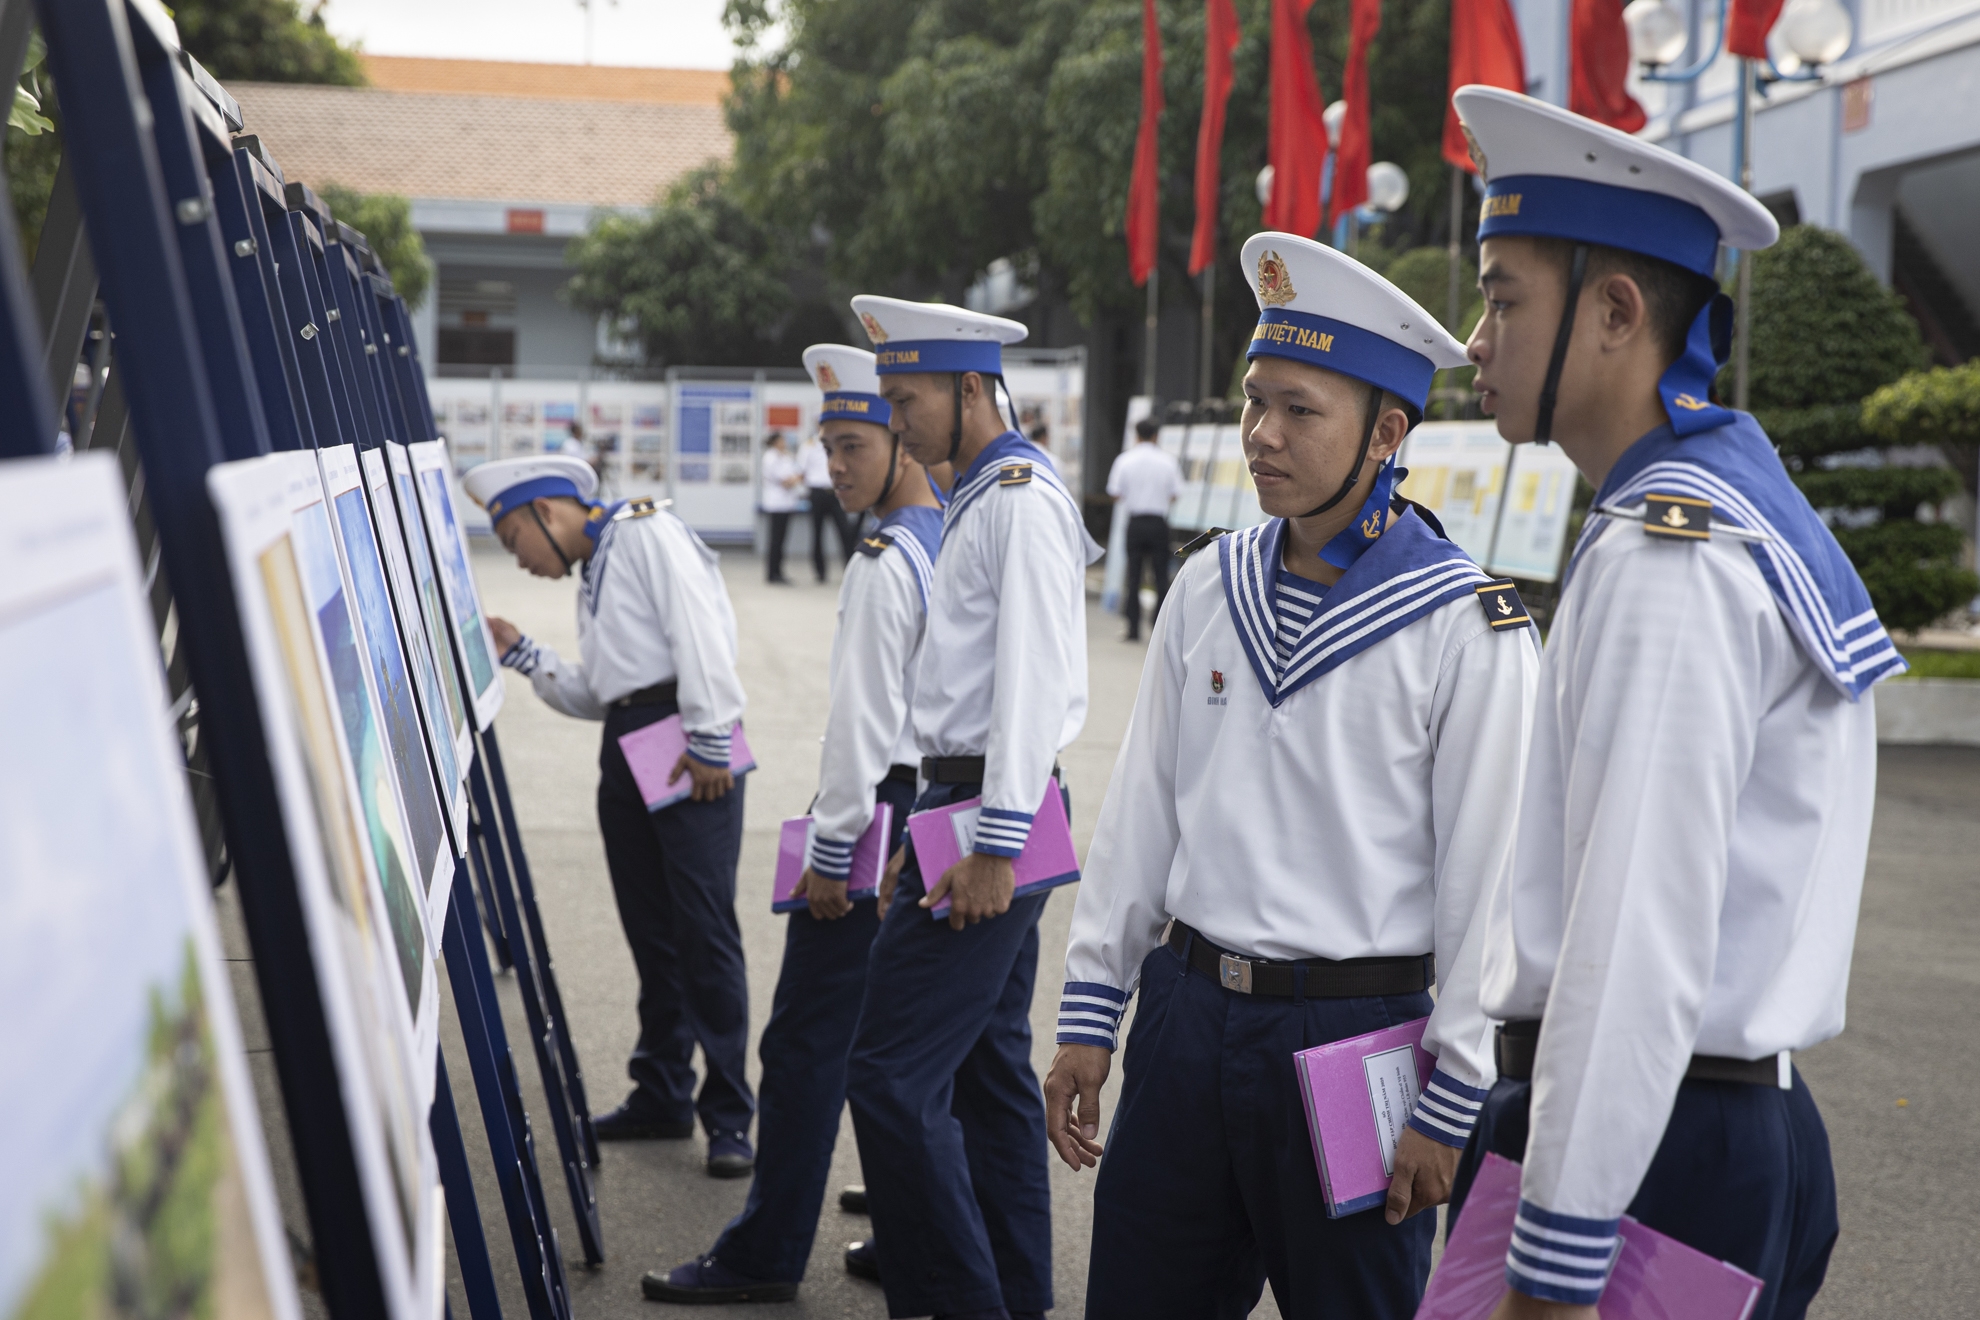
[1727,0,1787,59]
[1189,0,1242,275]
[1571,0,1647,133]
[1443,0,1528,173]
[1329,0,1382,227]
[1126,0,1165,287]
[1265,0,1329,238]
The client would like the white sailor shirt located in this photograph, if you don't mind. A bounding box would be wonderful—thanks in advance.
[1480,417,1896,1305]
[1059,511,1539,1147]
[807,506,941,880]
[912,433,1101,857]
[501,502,746,765]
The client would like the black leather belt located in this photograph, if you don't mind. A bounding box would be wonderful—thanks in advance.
[613,680,678,708]
[1169,921,1433,999]
[1495,1020,1784,1087]
[884,763,918,786]
[920,756,1062,785]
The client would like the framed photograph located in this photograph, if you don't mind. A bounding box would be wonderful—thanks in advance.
[1,453,306,1320]
[385,444,477,798]
[409,440,506,731]
[209,451,445,1319]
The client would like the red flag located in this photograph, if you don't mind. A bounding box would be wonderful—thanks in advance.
[1727,0,1786,58]
[1126,0,1165,287]
[1189,0,1242,275]
[1571,0,1646,133]
[1329,0,1381,227]
[1443,0,1528,173]
[1265,0,1329,238]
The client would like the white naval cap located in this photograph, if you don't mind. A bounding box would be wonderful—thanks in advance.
[1240,232,1468,413]
[803,344,894,427]
[1452,84,1779,273]
[460,455,598,525]
[849,295,1028,376]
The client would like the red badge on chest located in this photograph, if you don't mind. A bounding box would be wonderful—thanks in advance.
[1210,670,1225,694]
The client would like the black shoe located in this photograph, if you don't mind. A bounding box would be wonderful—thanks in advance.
[592,1101,694,1142]
[838,1184,868,1214]
[1122,631,1140,642]
[707,1130,755,1179]
[844,1240,879,1283]
[641,1255,798,1304]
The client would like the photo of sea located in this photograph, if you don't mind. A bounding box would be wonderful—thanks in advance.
[366,460,461,804]
[393,464,470,753]
[420,465,498,698]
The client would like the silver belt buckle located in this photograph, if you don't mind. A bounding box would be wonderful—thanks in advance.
[1218,953,1253,994]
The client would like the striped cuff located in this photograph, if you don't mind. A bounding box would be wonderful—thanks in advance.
[686,725,732,767]
[1506,1201,1622,1305]
[500,635,541,676]
[971,807,1034,858]
[1055,982,1128,1050]
[808,833,856,882]
[1406,1068,1490,1148]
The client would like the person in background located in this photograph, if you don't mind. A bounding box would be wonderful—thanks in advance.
[800,426,854,581]
[761,431,802,585]
[1106,416,1184,642]
[467,454,757,1181]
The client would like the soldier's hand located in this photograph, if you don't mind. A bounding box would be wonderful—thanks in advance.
[1044,1044,1110,1171]
[878,846,906,912]
[922,851,1014,930]
[667,752,734,802]
[488,615,521,654]
[1384,1125,1461,1223]
[792,867,851,920]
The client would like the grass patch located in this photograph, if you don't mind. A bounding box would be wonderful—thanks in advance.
[1897,648,1980,680]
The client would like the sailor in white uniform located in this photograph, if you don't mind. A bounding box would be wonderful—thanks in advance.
[467,455,758,1177]
[1043,236,1537,1319]
[1448,87,1900,1320]
[642,346,944,1302]
[841,296,1100,1320]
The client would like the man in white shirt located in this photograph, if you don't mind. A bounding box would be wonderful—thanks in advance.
[1107,416,1185,641]
[468,454,757,1179]
[800,429,854,581]
[1045,235,1535,1319]
[760,431,802,584]
[1448,87,1899,1320]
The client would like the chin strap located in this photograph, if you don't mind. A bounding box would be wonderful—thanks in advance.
[948,373,964,466]
[1533,244,1589,446]
[880,434,903,508]
[528,502,575,577]
[1298,384,1385,521]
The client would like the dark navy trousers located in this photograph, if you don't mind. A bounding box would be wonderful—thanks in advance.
[1085,942,1437,1320]
[846,780,1055,1319]
[710,774,918,1282]
[1451,1069,1839,1320]
[596,703,753,1137]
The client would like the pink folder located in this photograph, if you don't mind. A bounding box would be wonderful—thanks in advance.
[1294,1017,1434,1217]
[906,782,1080,920]
[616,714,757,812]
[770,806,893,913]
[1418,1153,1765,1320]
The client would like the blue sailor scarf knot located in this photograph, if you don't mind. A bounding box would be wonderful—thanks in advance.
[1570,415,1905,699]
[1220,510,1494,707]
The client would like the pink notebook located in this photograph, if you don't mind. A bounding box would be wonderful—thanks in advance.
[906,783,1080,919]
[770,806,893,912]
[1419,1153,1765,1320]
[617,715,757,811]
[1294,1017,1434,1217]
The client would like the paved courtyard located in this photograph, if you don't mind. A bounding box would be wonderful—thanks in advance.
[417,543,1976,1320]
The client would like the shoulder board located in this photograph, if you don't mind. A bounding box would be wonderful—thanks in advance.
[998,462,1033,486]
[614,495,667,522]
[1643,492,1711,540]
[1173,527,1233,561]
[1475,578,1533,631]
[856,531,895,558]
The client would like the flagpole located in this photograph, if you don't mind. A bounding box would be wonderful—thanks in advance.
[1144,267,1160,399]
[1732,56,1755,409]
[1197,263,1216,401]
[1447,163,1464,335]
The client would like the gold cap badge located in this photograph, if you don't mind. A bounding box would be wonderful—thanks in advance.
[1257,250,1296,308]
[815,362,840,390]
[1461,124,1489,182]
[858,312,889,345]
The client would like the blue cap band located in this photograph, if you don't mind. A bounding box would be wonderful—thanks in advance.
[486,476,584,523]
[1246,308,1438,411]
[873,339,1004,376]
[821,391,893,426]
[1477,174,1721,276]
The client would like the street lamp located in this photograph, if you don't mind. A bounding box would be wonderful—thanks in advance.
[1365,162,1410,214]
[1776,0,1854,73]
[1622,0,1688,69]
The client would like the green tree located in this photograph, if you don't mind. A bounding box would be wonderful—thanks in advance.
[1742,225,1973,631]
[318,184,431,311]
[6,33,60,263]
[172,0,365,86]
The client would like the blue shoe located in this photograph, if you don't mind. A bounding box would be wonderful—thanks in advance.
[844,1239,880,1282]
[641,1255,796,1303]
[706,1130,755,1179]
[593,1099,693,1142]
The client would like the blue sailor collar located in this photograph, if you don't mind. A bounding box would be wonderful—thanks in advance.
[1569,415,1905,698]
[874,503,944,606]
[577,499,627,616]
[946,432,1080,528]
[582,498,622,543]
[1220,508,1493,707]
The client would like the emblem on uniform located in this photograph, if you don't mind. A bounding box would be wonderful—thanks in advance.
[816,362,841,390]
[1211,670,1224,694]
[1644,493,1711,541]
[859,312,888,345]
[1671,393,1711,411]
[999,463,1033,486]
[856,532,894,558]
[1256,250,1296,307]
[1360,510,1383,539]
[1475,579,1532,631]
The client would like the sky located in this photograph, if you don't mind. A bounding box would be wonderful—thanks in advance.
[319,0,763,69]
